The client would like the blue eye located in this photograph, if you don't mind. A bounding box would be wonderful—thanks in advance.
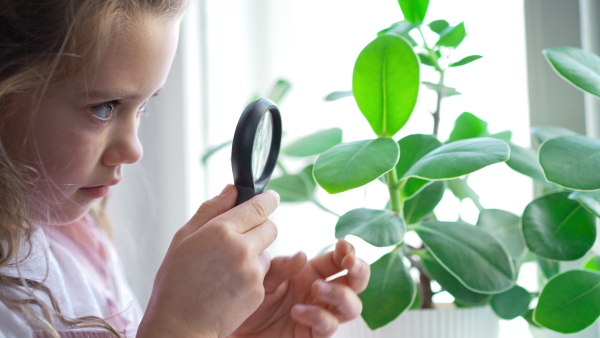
[90,101,117,121]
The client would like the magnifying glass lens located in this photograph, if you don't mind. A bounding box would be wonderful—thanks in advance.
[252,111,273,180]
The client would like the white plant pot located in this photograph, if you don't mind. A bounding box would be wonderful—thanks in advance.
[334,306,499,338]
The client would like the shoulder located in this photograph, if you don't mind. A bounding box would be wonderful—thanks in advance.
[0,300,33,338]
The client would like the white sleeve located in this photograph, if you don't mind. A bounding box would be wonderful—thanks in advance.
[0,301,33,338]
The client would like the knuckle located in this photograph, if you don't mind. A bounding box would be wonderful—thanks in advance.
[249,199,269,219]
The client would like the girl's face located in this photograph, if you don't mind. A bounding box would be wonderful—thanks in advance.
[2,15,180,225]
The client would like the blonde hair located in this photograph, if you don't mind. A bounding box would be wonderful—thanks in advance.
[0,0,186,337]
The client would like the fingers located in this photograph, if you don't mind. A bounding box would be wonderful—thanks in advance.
[309,239,354,279]
[309,239,369,293]
[292,305,339,338]
[332,257,370,294]
[217,190,280,234]
[263,252,307,293]
[244,218,278,253]
[311,280,362,322]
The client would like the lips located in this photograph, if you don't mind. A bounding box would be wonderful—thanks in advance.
[80,178,121,198]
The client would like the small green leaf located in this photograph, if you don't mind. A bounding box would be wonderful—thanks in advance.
[447,112,488,142]
[398,0,430,23]
[336,208,406,247]
[531,125,578,145]
[403,138,510,180]
[490,285,532,320]
[422,81,461,97]
[450,55,483,67]
[569,190,600,217]
[265,165,315,202]
[413,221,515,293]
[353,35,420,137]
[402,177,433,200]
[436,22,466,48]
[360,249,416,329]
[505,142,547,183]
[267,79,292,104]
[534,270,600,333]
[201,140,232,165]
[283,128,342,157]
[447,177,482,207]
[418,53,436,67]
[404,181,444,224]
[538,257,560,280]
[382,21,418,37]
[488,130,512,141]
[477,209,526,259]
[543,47,600,98]
[429,19,449,34]
[420,251,490,304]
[522,192,596,260]
[324,90,353,101]
[314,139,400,194]
[540,135,600,190]
[583,256,600,271]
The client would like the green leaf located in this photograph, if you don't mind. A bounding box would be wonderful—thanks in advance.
[490,285,532,320]
[488,130,512,141]
[398,0,429,23]
[505,142,547,183]
[420,251,490,304]
[422,81,461,97]
[396,134,442,177]
[429,19,449,34]
[404,181,444,224]
[540,135,600,190]
[570,190,600,217]
[201,140,232,165]
[522,309,542,328]
[360,249,416,329]
[314,138,400,194]
[283,128,342,157]
[413,221,515,293]
[336,208,406,247]
[265,165,315,202]
[447,112,488,142]
[324,90,353,101]
[403,138,510,180]
[543,47,600,98]
[418,53,436,67]
[353,35,420,137]
[436,22,466,48]
[583,256,600,271]
[402,178,433,200]
[450,55,483,67]
[267,79,292,104]
[531,125,578,145]
[538,257,560,280]
[382,21,419,37]
[522,192,596,260]
[477,209,526,259]
[534,270,600,333]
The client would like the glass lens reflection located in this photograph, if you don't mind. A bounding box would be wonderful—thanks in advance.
[252,111,273,179]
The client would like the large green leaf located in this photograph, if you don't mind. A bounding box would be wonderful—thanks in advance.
[420,251,489,304]
[534,270,600,333]
[505,143,546,183]
[353,35,420,137]
[402,138,510,180]
[543,47,600,98]
[265,165,315,202]
[404,181,445,224]
[360,249,416,329]
[314,138,399,194]
[477,209,526,259]
[336,208,405,247]
[413,221,515,293]
[490,285,532,320]
[583,256,600,271]
[447,112,488,142]
[436,22,466,48]
[570,190,600,217]
[396,134,442,177]
[540,135,600,190]
[531,125,578,146]
[283,128,342,157]
[398,0,429,23]
[522,192,596,260]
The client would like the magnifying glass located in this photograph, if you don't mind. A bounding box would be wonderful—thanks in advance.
[231,98,282,206]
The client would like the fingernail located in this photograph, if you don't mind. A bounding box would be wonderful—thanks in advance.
[294,304,307,315]
[219,184,233,197]
[351,260,363,274]
[266,190,280,203]
[319,282,332,296]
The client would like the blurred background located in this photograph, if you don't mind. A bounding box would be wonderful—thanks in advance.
[107,0,599,337]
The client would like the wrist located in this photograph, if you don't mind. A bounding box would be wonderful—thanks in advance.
[137,311,218,338]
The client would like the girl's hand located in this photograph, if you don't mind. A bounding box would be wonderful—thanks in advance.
[138,185,279,338]
[230,239,370,338]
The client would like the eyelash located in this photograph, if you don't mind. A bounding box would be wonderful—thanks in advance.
[89,100,149,123]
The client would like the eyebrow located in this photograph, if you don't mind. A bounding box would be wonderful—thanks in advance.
[81,88,163,100]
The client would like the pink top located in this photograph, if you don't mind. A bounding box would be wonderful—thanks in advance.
[0,217,143,337]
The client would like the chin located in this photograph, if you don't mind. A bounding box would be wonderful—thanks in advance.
[29,200,95,226]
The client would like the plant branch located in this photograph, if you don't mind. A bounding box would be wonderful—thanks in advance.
[404,248,434,309]
[386,169,403,215]
[432,70,445,137]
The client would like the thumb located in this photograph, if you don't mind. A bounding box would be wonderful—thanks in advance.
[264,252,307,293]
[174,184,237,243]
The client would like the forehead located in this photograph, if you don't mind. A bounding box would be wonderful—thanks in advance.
[70,15,180,100]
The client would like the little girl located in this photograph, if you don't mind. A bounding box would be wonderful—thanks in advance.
[0,0,370,337]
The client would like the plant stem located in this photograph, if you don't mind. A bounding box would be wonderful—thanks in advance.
[432,70,445,137]
[386,169,403,215]
[404,248,434,309]
[276,161,288,176]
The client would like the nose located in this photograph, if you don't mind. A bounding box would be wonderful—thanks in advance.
[102,115,144,166]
